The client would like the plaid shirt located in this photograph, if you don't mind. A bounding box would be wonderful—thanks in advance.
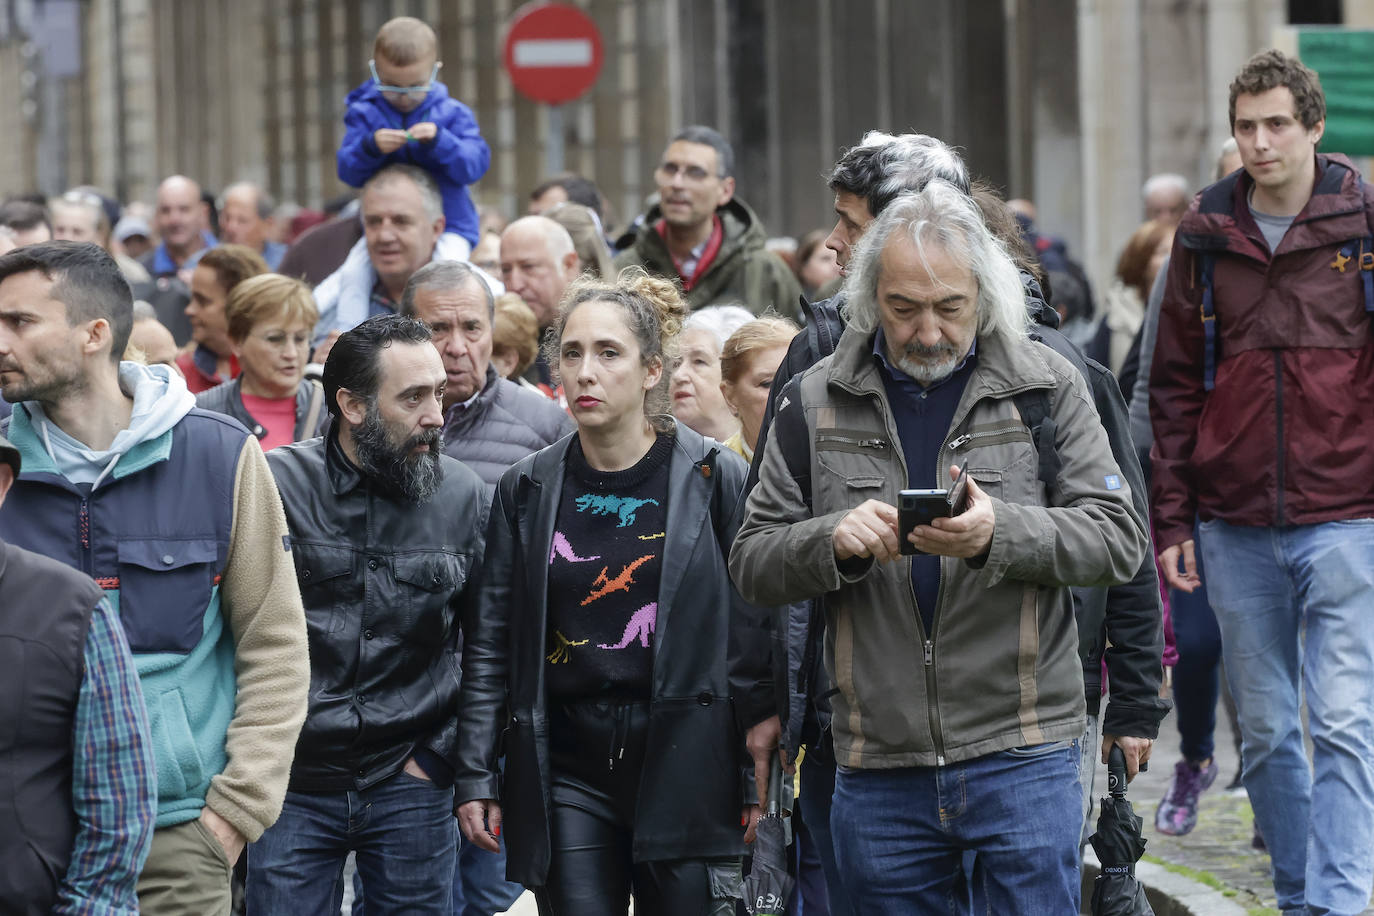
[55,597,157,916]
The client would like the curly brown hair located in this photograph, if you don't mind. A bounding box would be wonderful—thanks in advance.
[542,268,688,431]
[1228,49,1325,131]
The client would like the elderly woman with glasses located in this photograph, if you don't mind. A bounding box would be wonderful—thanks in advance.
[196,273,328,450]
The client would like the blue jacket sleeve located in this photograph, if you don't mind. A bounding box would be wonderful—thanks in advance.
[337,100,388,188]
[410,99,491,186]
[55,598,157,916]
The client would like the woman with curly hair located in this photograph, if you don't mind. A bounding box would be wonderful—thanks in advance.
[455,270,773,915]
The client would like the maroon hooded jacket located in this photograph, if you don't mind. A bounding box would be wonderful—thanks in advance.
[1150,153,1374,550]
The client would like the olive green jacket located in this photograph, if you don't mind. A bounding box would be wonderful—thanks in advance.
[729,324,1147,768]
[613,197,803,322]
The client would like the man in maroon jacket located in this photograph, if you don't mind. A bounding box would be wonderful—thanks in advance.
[1150,49,1374,916]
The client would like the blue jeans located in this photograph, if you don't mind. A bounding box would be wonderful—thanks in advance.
[1171,526,1222,762]
[796,738,854,916]
[451,835,523,916]
[829,741,1082,914]
[246,771,458,915]
[1200,518,1374,916]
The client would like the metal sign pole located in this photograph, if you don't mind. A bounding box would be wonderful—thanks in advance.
[546,104,564,176]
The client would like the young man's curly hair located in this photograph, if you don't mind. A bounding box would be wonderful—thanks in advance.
[1228,49,1326,131]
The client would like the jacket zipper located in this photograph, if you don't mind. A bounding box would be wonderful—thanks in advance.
[815,433,889,450]
[1273,349,1285,525]
[78,496,92,576]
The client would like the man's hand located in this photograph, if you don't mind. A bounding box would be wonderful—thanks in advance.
[745,715,790,811]
[456,799,503,852]
[312,329,341,366]
[373,128,408,154]
[908,465,995,559]
[1158,539,1201,593]
[742,804,763,844]
[1101,734,1154,782]
[403,757,432,781]
[833,499,901,563]
[409,122,438,143]
[199,806,246,866]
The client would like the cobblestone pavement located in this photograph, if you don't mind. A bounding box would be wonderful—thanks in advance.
[1099,699,1374,915]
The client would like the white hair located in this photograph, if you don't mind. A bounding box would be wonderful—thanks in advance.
[842,181,1030,347]
[683,304,755,352]
[1141,172,1188,201]
[505,215,575,263]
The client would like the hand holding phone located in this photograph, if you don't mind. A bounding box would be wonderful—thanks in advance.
[898,462,969,555]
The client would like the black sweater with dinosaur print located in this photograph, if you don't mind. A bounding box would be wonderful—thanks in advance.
[544,432,672,700]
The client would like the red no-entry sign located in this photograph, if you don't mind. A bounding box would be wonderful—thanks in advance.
[503,3,605,106]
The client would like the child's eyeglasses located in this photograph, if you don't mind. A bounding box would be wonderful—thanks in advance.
[369,59,441,96]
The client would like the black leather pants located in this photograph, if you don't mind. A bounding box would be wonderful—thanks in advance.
[535,699,740,916]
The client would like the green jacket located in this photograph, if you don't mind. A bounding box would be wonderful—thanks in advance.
[613,198,803,322]
[729,324,1147,768]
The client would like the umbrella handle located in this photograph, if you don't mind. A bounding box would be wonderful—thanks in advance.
[767,753,784,817]
[1108,745,1127,798]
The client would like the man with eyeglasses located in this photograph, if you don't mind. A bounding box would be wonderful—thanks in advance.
[337,15,490,258]
[614,125,801,321]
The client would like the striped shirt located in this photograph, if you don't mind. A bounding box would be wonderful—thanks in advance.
[55,597,157,916]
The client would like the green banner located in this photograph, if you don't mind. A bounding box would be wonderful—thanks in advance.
[1298,28,1374,156]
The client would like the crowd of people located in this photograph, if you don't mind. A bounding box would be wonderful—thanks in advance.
[0,12,1371,916]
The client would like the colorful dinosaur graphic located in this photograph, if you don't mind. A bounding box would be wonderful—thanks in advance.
[574,493,660,527]
[581,554,654,606]
[550,531,600,564]
[598,602,657,650]
[546,629,589,664]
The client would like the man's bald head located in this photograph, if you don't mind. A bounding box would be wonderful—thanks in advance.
[499,216,580,329]
[155,175,207,258]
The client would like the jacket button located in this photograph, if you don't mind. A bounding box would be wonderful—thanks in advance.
[697,692,713,706]
[357,694,368,705]
[368,558,379,570]
[356,768,365,777]
[363,628,374,640]
[161,554,175,566]
[302,569,312,580]
[432,575,442,586]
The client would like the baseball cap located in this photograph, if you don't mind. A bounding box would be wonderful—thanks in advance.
[0,433,20,477]
[113,214,151,243]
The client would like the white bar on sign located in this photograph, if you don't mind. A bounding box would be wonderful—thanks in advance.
[512,38,593,68]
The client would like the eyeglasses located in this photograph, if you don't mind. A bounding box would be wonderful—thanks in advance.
[369,59,441,96]
[654,162,720,185]
[252,330,312,352]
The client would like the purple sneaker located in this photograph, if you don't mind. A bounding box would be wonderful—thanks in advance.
[1154,758,1219,836]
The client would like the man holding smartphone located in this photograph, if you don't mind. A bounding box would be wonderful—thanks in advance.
[731,182,1147,914]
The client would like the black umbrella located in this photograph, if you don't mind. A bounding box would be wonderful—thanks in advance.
[743,755,794,916]
[1089,746,1154,915]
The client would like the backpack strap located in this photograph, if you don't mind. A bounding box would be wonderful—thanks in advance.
[1012,389,1059,488]
[1198,252,1219,392]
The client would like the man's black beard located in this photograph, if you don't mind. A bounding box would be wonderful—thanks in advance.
[352,406,444,504]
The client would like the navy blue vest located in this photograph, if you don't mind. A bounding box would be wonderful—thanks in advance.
[0,540,101,913]
[0,408,245,654]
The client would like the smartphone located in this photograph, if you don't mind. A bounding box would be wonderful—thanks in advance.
[898,462,970,556]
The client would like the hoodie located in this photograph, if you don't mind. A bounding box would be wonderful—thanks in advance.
[25,362,195,486]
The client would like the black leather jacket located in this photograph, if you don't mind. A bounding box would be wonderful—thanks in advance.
[266,428,487,791]
[454,423,772,884]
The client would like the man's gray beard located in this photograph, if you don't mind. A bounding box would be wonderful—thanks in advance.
[892,342,961,386]
[352,406,444,504]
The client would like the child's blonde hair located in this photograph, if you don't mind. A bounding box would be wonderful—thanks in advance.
[374,17,437,66]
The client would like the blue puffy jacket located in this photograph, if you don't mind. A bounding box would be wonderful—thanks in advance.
[337,79,490,246]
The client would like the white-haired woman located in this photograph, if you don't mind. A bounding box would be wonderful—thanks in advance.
[670,304,754,441]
